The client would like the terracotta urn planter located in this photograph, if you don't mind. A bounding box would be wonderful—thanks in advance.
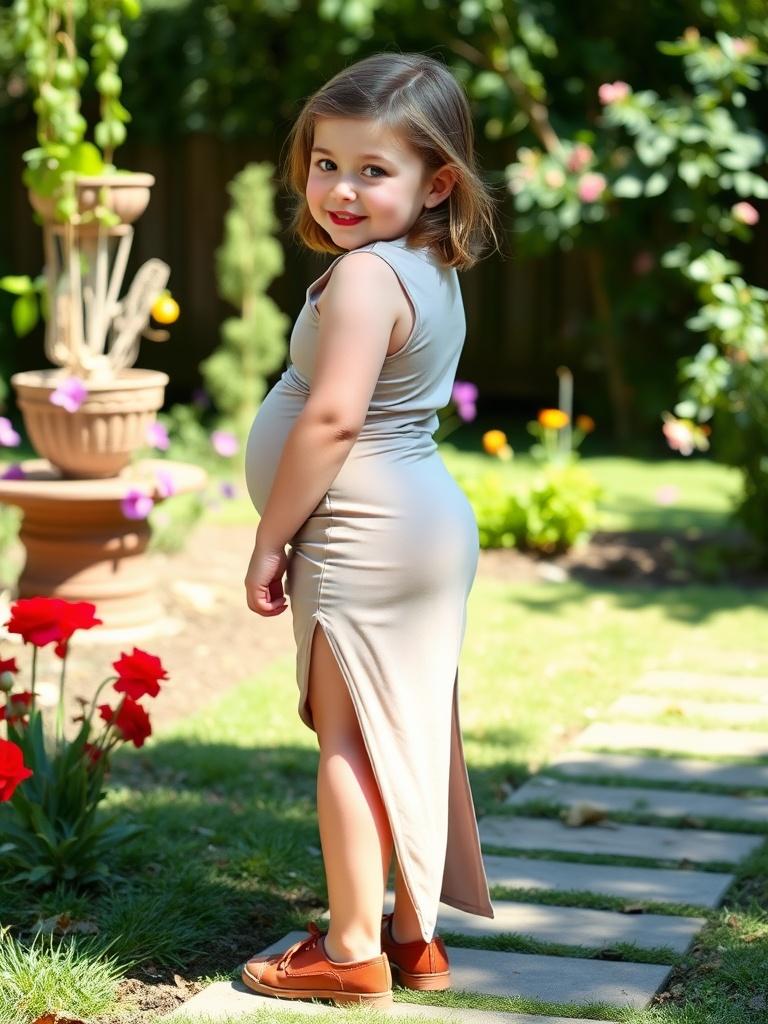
[28,173,155,233]
[11,367,169,479]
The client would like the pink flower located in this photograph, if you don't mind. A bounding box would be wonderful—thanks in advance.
[50,377,88,413]
[732,201,759,225]
[655,484,680,506]
[146,421,170,450]
[566,143,594,174]
[598,81,630,105]
[451,380,478,422]
[121,488,155,520]
[732,38,755,57]
[220,481,237,499]
[544,168,566,189]
[155,468,176,499]
[0,464,26,480]
[662,417,695,456]
[0,418,20,447]
[211,430,239,457]
[577,172,607,203]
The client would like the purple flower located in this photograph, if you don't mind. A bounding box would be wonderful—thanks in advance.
[219,481,237,500]
[0,417,21,447]
[146,421,170,451]
[451,380,478,422]
[191,387,211,410]
[121,488,155,520]
[155,468,176,499]
[452,380,478,405]
[0,463,25,480]
[50,377,88,413]
[211,430,239,457]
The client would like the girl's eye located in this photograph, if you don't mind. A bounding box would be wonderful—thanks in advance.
[315,159,386,178]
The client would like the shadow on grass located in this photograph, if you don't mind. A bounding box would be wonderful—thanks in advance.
[0,730,527,984]
[502,577,768,623]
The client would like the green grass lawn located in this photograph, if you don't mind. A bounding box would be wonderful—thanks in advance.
[2,569,767,1023]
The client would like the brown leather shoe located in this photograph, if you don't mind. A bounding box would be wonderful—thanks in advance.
[241,921,393,1007]
[381,912,452,990]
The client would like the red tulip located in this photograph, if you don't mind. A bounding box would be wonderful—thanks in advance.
[98,697,152,748]
[0,737,33,801]
[112,648,168,700]
[0,691,34,724]
[5,597,102,658]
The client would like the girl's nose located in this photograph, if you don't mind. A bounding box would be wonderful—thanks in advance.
[330,179,357,201]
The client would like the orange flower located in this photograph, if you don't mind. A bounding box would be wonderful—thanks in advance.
[575,414,595,433]
[482,429,508,455]
[538,408,569,430]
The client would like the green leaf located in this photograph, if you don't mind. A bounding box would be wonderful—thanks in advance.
[645,170,670,196]
[611,174,644,198]
[12,293,39,337]
[61,141,104,176]
[679,161,702,188]
[0,275,33,295]
[26,864,54,883]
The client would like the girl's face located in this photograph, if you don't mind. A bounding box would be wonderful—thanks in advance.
[306,116,455,249]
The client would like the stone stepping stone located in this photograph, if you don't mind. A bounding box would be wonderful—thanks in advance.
[379,893,705,953]
[544,751,768,790]
[507,776,768,824]
[575,722,768,759]
[482,853,732,908]
[480,815,762,863]
[610,694,768,726]
[635,671,768,702]
[169,980,618,1022]
[238,931,670,1009]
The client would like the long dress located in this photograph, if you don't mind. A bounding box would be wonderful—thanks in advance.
[244,233,494,944]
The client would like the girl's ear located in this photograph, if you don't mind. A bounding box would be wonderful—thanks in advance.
[423,165,459,209]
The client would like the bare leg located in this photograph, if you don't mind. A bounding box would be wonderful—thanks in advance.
[307,624,393,962]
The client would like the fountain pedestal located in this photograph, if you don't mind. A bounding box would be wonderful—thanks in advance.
[0,458,207,633]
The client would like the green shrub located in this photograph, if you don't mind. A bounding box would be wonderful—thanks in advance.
[457,464,603,554]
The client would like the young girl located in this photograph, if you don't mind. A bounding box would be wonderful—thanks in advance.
[241,51,499,1008]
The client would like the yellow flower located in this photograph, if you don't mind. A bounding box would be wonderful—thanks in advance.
[151,292,180,325]
[575,414,595,433]
[538,408,569,430]
[482,429,508,455]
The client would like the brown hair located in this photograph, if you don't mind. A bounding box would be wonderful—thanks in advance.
[280,51,502,270]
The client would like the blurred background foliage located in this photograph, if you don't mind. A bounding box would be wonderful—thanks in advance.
[2,1,766,435]
[0,2,765,561]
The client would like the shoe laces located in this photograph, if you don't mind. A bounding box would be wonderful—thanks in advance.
[277,921,323,971]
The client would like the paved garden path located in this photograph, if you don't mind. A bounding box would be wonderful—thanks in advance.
[168,666,768,1023]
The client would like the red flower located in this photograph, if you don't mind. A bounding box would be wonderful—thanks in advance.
[5,597,102,658]
[83,742,104,765]
[98,697,152,748]
[0,737,34,801]
[0,691,34,724]
[112,648,168,700]
[0,657,18,674]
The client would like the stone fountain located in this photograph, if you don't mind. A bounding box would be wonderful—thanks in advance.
[0,175,207,640]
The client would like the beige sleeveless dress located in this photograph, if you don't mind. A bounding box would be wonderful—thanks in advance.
[244,233,494,943]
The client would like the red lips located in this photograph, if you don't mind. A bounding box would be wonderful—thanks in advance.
[329,211,365,225]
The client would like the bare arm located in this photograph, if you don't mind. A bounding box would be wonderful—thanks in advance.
[245,252,405,613]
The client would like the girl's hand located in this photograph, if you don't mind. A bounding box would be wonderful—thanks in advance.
[244,541,289,616]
